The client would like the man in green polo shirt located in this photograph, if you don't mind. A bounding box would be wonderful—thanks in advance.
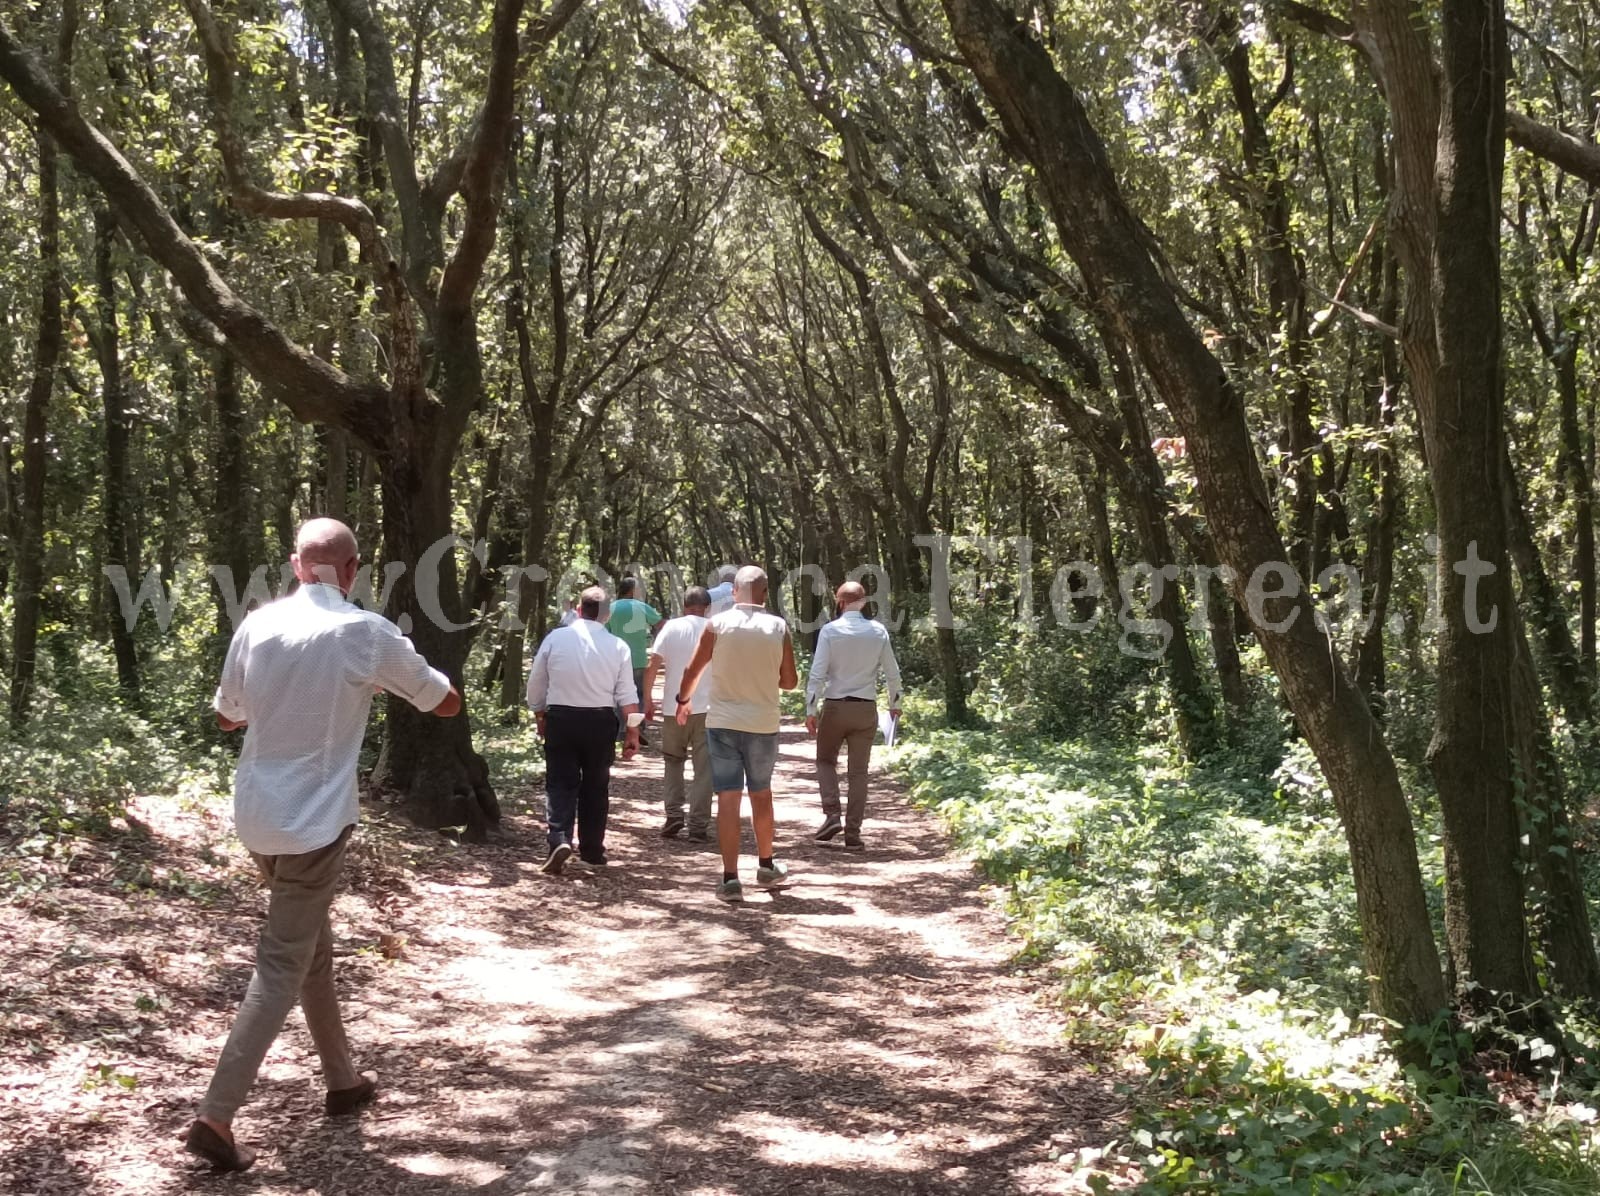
[607,576,662,741]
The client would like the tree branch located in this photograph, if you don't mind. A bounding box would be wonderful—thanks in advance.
[0,22,392,448]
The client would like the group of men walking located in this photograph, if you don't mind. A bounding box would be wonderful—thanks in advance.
[524,565,902,903]
[188,519,900,1170]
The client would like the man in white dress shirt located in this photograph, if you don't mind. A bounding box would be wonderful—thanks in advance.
[189,519,462,1172]
[643,586,714,841]
[706,564,738,616]
[677,566,798,902]
[804,580,902,850]
[527,586,640,872]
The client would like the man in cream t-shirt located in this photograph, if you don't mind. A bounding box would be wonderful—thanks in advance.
[675,566,798,901]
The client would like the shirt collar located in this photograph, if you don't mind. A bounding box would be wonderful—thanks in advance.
[839,610,866,621]
[299,581,351,608]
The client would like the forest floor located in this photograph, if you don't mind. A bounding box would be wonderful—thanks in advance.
[1,718,1122,1195]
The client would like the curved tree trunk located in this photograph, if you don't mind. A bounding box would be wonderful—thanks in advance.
[941,0,1446,1026]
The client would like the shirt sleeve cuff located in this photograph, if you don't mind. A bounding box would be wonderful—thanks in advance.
[213,689,246,723]
[416,668,453,712]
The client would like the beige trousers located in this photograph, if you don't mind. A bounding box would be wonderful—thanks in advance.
[199,825,360,1121]
[661,711,713,833]
[816,699,877,831]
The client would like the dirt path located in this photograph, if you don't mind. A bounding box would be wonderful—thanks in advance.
[2,719,1118,1194]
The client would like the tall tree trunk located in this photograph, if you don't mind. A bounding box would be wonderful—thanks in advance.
[1555,332,1597,675]
[1502,444,1595,726]
[1104,329,1218,756]
[368,401,499,839]
[1355,252,1403,712]
[92,206,141,702]
[9,123,61,726]
[1357,0,1540,995]
[941,0,1447,1026]
[1509,605,1600,998]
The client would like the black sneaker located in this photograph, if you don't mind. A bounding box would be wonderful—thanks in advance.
[815,815,844,841]
[542,843,573,875]
[580,852,609,867]
[686,828,712,843]
[842,831,864,851]
[661,817,686,838]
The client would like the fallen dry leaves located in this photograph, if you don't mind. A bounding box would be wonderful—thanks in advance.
[2,720,1121,1194]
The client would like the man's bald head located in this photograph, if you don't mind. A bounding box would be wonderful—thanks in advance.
[292,518,360,591]
[734,564,768,604]
[578,585,610,621]
[835,580,867,612]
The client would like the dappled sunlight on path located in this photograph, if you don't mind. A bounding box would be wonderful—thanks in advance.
[1,719,1117,1194]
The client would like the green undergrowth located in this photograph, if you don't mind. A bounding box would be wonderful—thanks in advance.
[893,727,1600,1195]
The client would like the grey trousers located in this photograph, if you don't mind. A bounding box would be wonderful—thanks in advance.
[661,711,713,833]
[199,825,360,1121]
[817,699,877,831]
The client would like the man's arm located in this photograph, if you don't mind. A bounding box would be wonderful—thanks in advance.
[676,625,718,724]
[613,644,641,759]
[371,623,456,716]
[804,625,831,735]
[527,636,553,736]
[779,631,798,692]
[213,624,250,731]
[881,630,903,719]
[642,651,664,722]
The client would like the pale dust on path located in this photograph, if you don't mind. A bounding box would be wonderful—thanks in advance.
[1,719,1119,1195]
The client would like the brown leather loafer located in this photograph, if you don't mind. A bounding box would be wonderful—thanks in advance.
[184,1120,257,1172]
[325,1076,377,1116]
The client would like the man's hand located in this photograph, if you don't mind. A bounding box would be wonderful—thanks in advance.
[890,708,902,722]
[805,715,818,737]
[535,711,547,739]
[622,727,641,760]
[644,698,657,724]
[434,685,463,719]
[675,700,691,727]
[217,712,246,732]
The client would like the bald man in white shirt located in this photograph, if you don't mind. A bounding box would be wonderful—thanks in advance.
[805,580,902,850]
[189,519,462,1172]
[528,586,641,872]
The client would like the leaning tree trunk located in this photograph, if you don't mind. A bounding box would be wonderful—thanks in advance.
[941,0,1447,1027]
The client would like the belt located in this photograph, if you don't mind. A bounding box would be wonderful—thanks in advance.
[829,696,873,703]
[547,704,615,713]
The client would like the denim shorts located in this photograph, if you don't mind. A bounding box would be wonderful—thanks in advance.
[706,727,779,792]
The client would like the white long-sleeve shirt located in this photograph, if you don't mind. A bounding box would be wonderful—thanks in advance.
[214,582,451,856]
[804,611,902,716]
[527,618,638,711]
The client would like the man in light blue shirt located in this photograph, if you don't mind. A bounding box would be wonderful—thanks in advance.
[804,580,902,850]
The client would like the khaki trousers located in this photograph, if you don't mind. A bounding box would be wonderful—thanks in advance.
[661,711,713,833]
[816,699,877,831]
[199,825,360,1121]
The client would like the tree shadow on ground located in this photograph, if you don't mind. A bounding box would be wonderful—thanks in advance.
[2,720,1119,1195]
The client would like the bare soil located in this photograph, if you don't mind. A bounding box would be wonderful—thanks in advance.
[2,719,1121,1194]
